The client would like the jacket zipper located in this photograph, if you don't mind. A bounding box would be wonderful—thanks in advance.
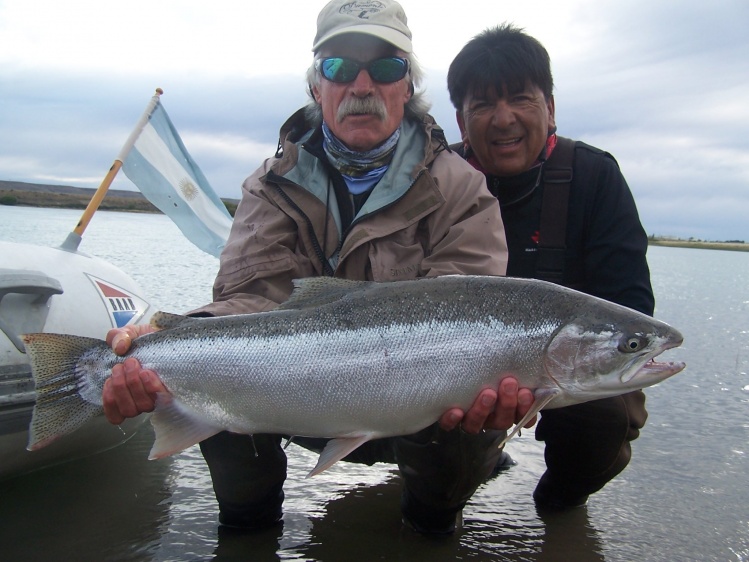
[267,171,335,277]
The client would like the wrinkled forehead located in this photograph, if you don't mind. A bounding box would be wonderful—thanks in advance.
[316,33,403,59]
[466,70,536,102]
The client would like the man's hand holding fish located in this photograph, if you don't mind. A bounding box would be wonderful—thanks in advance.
[438,377,537,433]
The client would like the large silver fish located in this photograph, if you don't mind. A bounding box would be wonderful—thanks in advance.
[22,275,685,476]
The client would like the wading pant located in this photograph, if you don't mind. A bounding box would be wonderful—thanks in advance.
[534,390,648,506]
[294,425,506,532]
[200,432,287,528]
[391,424,507,532]
[200,425,505,531]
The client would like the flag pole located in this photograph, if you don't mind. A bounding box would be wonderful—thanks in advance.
[61,88,164,251]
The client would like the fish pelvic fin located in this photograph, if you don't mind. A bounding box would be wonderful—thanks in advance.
[148,393,223,459]
[21,333,109,451]
[306,434,374,478]
[498,389,560,449]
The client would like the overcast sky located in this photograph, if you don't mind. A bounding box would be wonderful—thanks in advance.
[1,0,747,241]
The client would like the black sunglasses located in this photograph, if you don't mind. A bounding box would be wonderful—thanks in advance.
[315,56,410,84]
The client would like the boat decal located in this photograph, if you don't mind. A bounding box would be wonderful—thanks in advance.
[86,275,149,328]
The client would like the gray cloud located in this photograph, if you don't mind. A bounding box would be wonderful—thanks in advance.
[0,69,308,194]
[1,0,747,242]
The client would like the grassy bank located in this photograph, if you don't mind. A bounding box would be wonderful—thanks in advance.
[0,188,159,213]
[649,239,749,253]
[0,180,238,216]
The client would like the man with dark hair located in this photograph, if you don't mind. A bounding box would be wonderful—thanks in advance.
[444,23,654,509]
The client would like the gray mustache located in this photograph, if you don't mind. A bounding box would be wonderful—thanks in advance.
[337,97,387,122]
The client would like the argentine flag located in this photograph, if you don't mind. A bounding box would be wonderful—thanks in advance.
[121,100,232,258]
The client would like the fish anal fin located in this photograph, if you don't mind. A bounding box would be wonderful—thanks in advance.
[498,389,560,449]
[306,434,373,477]
[148,393,223,459]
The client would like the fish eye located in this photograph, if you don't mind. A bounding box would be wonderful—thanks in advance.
[619,335,646,353]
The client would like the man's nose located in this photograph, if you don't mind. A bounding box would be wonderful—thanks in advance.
[490,100,516,128]
[350,69,375,95]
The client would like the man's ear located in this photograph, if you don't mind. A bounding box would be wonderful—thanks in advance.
[403,80,413,104]
[547,95,556,132]
[311,83,322,104]
[456,110,468,143]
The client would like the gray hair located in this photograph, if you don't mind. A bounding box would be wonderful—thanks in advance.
[304,52,431,126]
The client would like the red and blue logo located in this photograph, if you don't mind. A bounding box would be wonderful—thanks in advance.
[88,276,149,328]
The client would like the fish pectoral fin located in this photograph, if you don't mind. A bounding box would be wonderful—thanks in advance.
[148,393,223,459]
[498,389,560,449]
[306,434,373,478]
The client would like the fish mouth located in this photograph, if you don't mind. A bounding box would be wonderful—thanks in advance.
[627,358,686,384]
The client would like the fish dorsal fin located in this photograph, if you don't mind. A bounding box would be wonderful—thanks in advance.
[150,311,197,331]
[277,277,373,311]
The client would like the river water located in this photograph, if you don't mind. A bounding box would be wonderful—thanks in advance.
[1,206,747,561]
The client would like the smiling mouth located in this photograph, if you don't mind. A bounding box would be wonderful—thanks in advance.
[492,137,521,146]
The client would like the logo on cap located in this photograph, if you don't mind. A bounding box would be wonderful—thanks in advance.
[339,1,385,19]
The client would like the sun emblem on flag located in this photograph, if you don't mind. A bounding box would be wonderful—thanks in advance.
[180,178,199,200]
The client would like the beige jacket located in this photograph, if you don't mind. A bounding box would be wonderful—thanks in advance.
[194,109,508,316]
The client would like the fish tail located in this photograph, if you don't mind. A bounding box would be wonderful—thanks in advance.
[21,333,111,451]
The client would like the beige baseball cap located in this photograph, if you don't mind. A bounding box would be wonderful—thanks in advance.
[312,0,413,53]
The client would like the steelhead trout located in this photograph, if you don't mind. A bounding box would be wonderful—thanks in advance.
[23,275,685,476]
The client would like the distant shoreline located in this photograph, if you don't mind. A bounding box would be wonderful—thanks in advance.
[648,239,749,253]
[0,179,238,216]
[2,180,746,252]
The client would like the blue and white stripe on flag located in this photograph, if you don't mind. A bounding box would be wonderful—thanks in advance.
[121,100,232,258]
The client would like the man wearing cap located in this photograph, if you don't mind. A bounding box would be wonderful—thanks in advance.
[101,0,532,535]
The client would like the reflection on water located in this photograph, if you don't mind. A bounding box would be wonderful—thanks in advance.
[1,208,748,561]
[0,423,610,561]
[119,438,607,562]
[0,427,173,562]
